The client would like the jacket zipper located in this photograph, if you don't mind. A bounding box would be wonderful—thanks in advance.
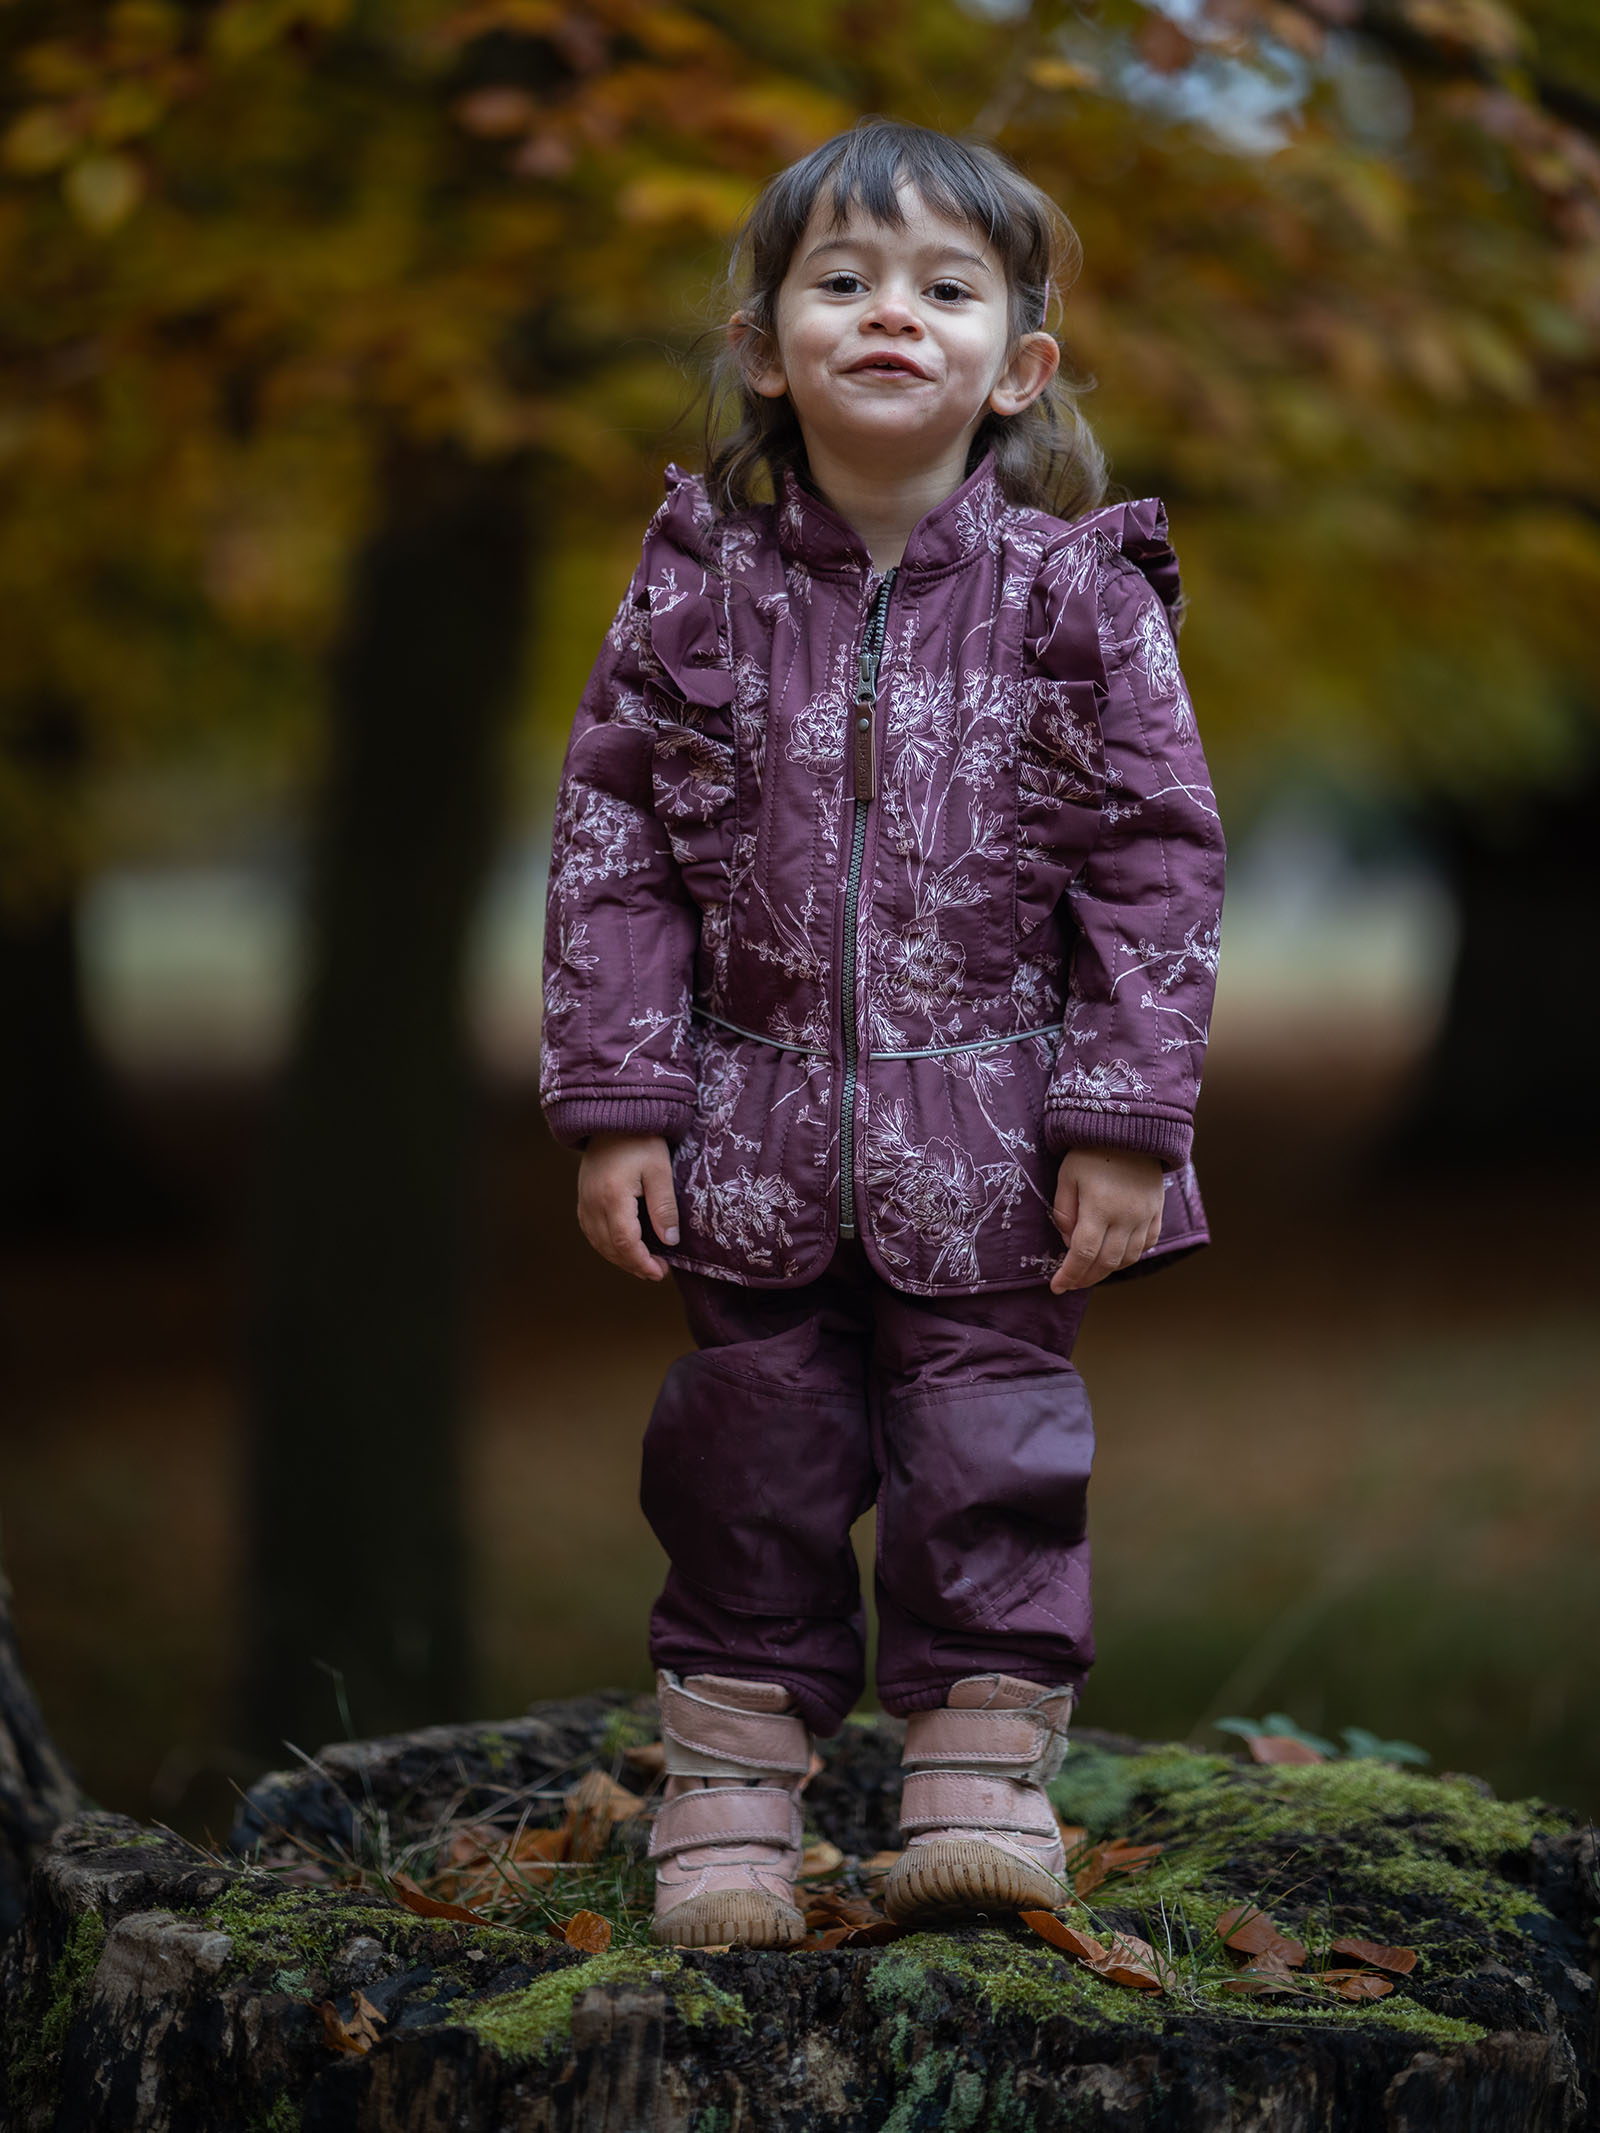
[838,567,896,1239]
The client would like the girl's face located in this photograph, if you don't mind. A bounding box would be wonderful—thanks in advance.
[740,184,1058,479]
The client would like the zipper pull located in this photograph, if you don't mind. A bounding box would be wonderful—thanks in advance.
[853,666,876,803]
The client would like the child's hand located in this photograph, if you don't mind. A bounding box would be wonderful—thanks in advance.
[1049,1150,1166,1293]
[576,1133,681,1283]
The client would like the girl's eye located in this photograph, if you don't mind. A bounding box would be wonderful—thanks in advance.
[928,280,971,303]
[821,272,864,295]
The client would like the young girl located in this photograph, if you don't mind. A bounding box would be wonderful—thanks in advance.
[540,119,1223,1948]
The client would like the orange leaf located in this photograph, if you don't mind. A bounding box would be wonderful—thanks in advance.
[454,87,538,137]
[1321,1968,1395,2000]
[1216,1905,1307,1968]
[1055,1821,1089,1852]
[1221,1971,1306,1996]
[1073,1836,1163,1897]
[389,1871,487,1924]
[1096,1931,1173,1992]
[1330,1936,1417,1975]
[1246,1736,1325,1765]
[560,1910,613,1954]
[837,1920,903,1946]
[1020,1911,1106,1963]
[564,1770,646,1862]
[318,1988,386,2054]
[1136,15,1196,71]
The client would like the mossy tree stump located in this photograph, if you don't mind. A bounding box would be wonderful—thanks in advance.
[1,1694,1594,2131]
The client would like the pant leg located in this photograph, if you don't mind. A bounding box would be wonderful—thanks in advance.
[642,1253,877,1736]
[868,1280,1095,1716]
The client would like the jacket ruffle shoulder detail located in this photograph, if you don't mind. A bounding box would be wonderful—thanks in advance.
[1025,495,1224,1212]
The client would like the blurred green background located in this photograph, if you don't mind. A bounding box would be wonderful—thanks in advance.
[0,0,1596,1848]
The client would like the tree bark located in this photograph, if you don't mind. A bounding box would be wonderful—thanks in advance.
[0,1548,84,1941]
[240,435,535,1765]
[1399,769,1600,1160]
[2,1700,1594,2133]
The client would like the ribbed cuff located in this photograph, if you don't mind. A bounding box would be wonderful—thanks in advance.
[1042,1106,1193,1169]
[543,1095,695,1151]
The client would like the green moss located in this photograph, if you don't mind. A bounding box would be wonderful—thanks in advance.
[1052,1746,1561,1937]
[459,1947,747,2065]
[105,1831,169,1850]
[597,1705,656,1758]
[1206,1993,1486,2050]
[245,2097,303,2133]
[869,1929,1127,2031]
[475,1730,515,1775]
[197,1874,530,1991]
[5,1908,108,2116]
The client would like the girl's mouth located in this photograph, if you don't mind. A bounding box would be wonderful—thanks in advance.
[847,354,929,378]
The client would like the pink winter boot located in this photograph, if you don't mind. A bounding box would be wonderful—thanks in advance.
[883,1674,1075,1924]
[649,1671,811,1948]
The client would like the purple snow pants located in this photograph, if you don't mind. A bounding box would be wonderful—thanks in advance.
[641,1241,1095,1738]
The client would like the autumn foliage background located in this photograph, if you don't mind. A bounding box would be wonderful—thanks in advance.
[0,0,1596,1845]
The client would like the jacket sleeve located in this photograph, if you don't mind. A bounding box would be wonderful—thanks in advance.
[539,550,701,1151]
[1037,537,1225,1169]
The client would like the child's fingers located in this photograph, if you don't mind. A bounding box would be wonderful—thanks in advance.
[1051,1212,1109,1293]
[640,1146,681,1250]
[604,1185,665,1281]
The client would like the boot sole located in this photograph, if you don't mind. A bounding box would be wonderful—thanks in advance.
[884,1840,1066,1925]
[651,1890,805,1949]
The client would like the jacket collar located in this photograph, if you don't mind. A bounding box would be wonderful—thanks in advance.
[775,451,1007,577]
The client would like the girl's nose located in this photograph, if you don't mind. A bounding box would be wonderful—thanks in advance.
[862,286,923,335]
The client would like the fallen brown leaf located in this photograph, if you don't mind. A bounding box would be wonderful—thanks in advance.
[1246,1736,1325,1765]
[1221,1971,1306,1996]
[1320,1968,1395,2001]
[858,1850,903,1877]
[622,1741,665,1775]
[318,1988,386,2054]
[389,1871,487,1925]
[800,1840,845,1880]
[1216,1905,1307,1968]
[1055,1821,1089,1852]
[1020,1911,1107,1962]
[438,1823,568,1906]
[1019,1913,1170,1991]
[565,1769,647,1862]
[559,1910,613,1954]
[1330,1936,1417,1976]
[1073,1837,1164,1898]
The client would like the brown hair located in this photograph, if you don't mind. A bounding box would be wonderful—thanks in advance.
[704,118,1106,522]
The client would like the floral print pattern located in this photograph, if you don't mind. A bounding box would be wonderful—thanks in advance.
[541,458,1224,1293]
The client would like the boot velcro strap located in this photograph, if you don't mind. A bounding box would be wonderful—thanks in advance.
[902,1707,1055,1779]
[898,1769,1060,1841]
[659,1680,811,1777]
[648,1787,803,1860]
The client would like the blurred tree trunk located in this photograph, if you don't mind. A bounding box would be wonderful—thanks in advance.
[0,700,168,1240]
[1402,767,1600,1158]
[240,436,534,1765]
[0,1546,83,1939]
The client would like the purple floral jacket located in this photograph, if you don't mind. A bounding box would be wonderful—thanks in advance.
[540,453,1224,1295]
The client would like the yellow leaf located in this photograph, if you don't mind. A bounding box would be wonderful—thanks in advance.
[4,108,82,177]
[64,154,144,233]
[1027,58,1100,93]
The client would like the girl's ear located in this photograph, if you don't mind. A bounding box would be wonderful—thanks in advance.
[989,331,1060,419]
[729,310,788,401]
